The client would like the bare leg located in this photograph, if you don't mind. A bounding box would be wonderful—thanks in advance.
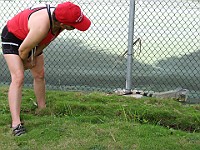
[4,55,24,127]
[30,54,46,108]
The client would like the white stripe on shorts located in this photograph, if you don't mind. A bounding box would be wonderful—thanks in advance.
[1,42,19,46]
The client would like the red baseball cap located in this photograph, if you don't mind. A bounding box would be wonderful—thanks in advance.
[54,2,91,31]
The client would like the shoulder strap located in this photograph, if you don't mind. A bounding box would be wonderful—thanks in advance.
[46,4,53,29]
[28,4,55,32]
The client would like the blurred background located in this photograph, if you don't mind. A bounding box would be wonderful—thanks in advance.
[0,0,199,103]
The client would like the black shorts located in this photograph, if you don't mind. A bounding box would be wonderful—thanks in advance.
[1,25,42,57]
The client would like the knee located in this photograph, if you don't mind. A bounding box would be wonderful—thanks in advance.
[11,71,24,86]
[33,70,45,81]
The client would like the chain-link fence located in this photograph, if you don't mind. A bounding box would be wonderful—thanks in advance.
[0,0,199,103]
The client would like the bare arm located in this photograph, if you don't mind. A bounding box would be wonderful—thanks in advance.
[35,43,49,56]
[23,43,49,70]
[19,11,50,62]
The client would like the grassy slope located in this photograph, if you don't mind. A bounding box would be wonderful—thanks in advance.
[0,86,200,150]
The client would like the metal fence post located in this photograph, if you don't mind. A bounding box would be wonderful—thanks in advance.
[125,0,136,93]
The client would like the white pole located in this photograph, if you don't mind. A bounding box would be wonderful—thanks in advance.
[125,0,136,94]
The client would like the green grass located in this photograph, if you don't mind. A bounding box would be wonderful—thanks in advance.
[0,86,200,150]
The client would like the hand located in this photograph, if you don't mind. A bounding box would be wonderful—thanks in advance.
[23,57,36,70]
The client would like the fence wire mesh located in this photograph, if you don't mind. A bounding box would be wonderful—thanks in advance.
[0,0,199,103]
